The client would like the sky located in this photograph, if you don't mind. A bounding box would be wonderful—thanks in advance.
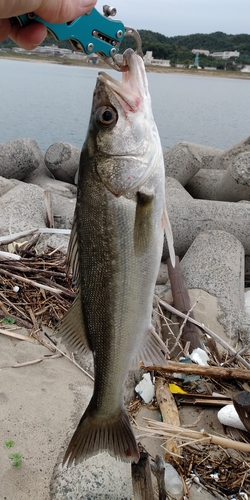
[96,0,250,37]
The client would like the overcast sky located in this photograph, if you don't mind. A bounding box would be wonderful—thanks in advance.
[98,0,250,37]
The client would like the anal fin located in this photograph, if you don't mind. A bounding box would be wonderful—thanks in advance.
[130,326,169,370]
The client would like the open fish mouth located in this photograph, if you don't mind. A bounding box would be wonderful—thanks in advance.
[98,48,149,114]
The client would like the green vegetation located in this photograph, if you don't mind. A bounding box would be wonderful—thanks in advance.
[1,30,250,69]
[4,440,15,449]
[4,440,23,468]
[9,453,22,468]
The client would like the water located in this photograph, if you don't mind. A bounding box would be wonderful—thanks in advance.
[0,58,249,153]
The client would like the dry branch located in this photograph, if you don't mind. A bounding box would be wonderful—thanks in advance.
[155,296,250,370]
[138,418,250,453]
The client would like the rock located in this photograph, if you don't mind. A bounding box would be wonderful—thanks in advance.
[216,151,250,202]
[165,188,250,258]
[0,138,43,180]
[185,169,224,200]
[180,230,250,341]
[163,142,222,185]
[45,142,80,184]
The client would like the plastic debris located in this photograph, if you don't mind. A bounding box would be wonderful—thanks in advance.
[164,462,184,500]
[217,405,247,431]
[168,383,187,394]
[190,347,209,366]
[135,373,155,403]
[13,286,20,293]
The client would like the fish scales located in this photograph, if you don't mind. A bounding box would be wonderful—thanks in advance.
[59,48,175,466]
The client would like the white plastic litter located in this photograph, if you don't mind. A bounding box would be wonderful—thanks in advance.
[135,373,155,403]
[217,405,247,431]
[190,347,209,366]
[13,286,20,293]
[164,463,184,500]
[244,290,250,316]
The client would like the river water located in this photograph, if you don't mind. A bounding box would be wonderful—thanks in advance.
[0,58,249,153]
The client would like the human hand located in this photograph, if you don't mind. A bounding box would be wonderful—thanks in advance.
[0,0,97,49]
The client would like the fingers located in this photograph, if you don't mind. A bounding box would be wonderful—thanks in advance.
[0,1,97,22]
[0,0,97,49]
[9,22,47,49]
[0,19,11,42]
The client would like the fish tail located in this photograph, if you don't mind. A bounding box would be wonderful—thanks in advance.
[63,401,140,466]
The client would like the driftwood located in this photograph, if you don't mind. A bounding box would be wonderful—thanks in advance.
[155,378,181,458]
[131,452,155,500]
[167,256,203,352]
[141,360,250,381]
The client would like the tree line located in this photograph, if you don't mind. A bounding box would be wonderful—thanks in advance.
[1,29,250,69]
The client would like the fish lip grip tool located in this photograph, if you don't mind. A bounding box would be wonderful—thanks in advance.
[13,5,142,71]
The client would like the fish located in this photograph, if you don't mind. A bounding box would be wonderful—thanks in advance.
[59,48,175,467]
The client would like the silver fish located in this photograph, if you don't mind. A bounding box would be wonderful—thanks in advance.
[59,48,175,466]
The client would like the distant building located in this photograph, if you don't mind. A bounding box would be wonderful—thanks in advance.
[211,50,240,59]
[192,49,210,56]
[241,65,250,73]
[143,51,170,67]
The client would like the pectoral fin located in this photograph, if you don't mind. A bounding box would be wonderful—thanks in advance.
[58,295,91,354]
[163,206,175,268]
[134,189,154,255]
[66,214,80,283]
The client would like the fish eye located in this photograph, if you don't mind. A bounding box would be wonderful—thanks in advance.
[96,106,118,127]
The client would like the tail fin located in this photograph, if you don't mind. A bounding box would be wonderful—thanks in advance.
[63,401,140,466]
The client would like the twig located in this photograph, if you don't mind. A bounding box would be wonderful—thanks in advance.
[155,296,250,370]
[46,341,94,382]
[0,267,63,295]
[0,229,39,245]
[0,328,39,343]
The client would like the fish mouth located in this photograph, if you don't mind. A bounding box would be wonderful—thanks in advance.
[98,49,148,114]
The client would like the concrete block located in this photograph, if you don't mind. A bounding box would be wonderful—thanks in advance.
[185,169,224,199]
[0,182,47,235]
[165,196,250,258]
[180,230,250,340]
[211,135,250,170]
[164,142,222,185]
[45,142,80,184]
[50,453,132,499]
[216,151,250,202]
[0,138,43,180]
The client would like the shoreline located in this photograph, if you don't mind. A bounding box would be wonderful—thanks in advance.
[1,51,250,79]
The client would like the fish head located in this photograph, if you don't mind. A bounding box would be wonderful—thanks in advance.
[86,48,162,197]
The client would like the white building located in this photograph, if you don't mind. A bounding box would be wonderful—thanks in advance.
[143,51,170,67]
[192,49,210,56]
[211,50,240,59]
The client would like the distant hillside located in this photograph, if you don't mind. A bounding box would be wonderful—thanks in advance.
[1,29,250,67]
